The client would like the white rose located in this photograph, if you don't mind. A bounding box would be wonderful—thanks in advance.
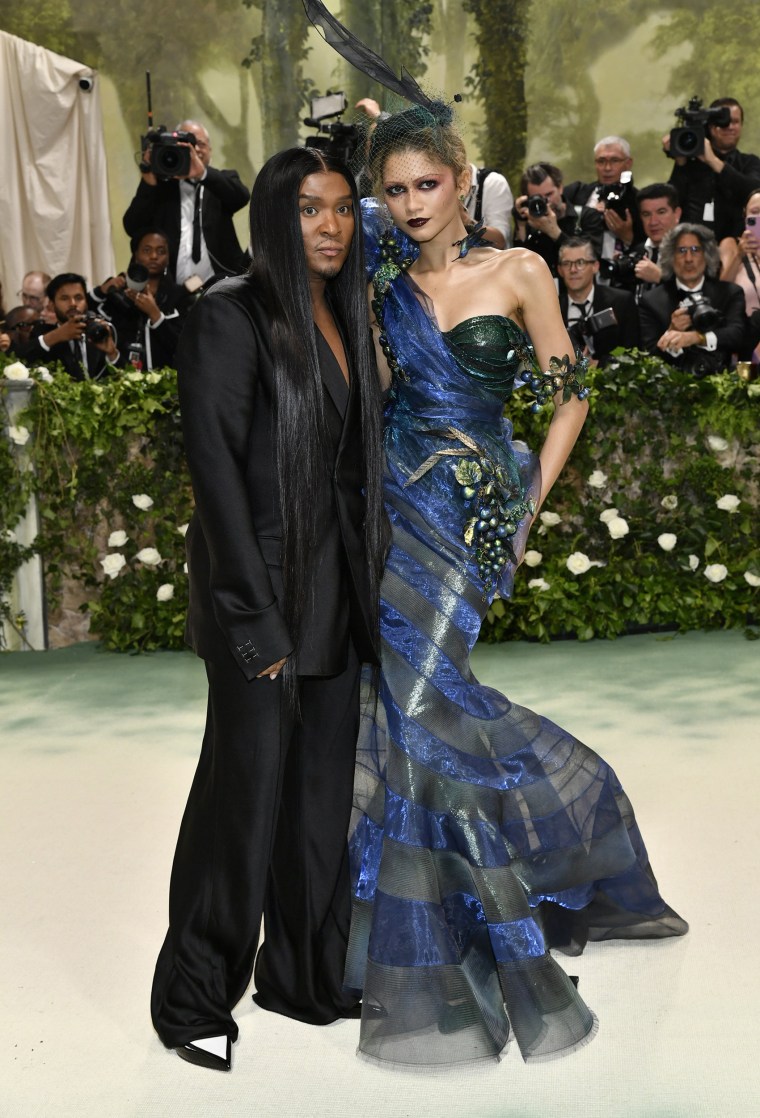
[523,549,542,567]
[108,529,128,547]
[125,369,144,382]
[607,516,630,540]
[566,551,592,575]
[177,523,189,537]
[528,577,551,591]
[156,583,175,601]
[100,552,126,579]
[657,533,677,552]
[146,371,162,384]
[688,554,699,571]
[8,425,30,445]
[539,511,561,527]
[587,469,608,489]
[660,494,678,511]
[131,493,154,510]
[3,361,30,380]
[744,571,760,587]
[599,507,619,524]
[35,366,54,383]
[4,529,17,543]
[135,547,162,566]
[707,435,728,452]
[183,562,188,574]
[715,494,740,513]
[704,563,728,584]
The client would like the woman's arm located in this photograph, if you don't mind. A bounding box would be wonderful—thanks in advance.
[511,250,589,508]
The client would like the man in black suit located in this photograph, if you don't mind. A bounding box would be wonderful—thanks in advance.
[639,222,747,375]
[21,273,122,379]
[513,161,604,275]
[557,236,640,366]
[123,120,250,284]
[150,148,386,1073]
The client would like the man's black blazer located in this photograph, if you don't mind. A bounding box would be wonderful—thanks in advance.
[638,277,747,366]
[564,180,645,246]
[21,327,121,380]
[178,275,378,681]
[123,168,250,278]
[560,282,641,365]
[668,148,760,242]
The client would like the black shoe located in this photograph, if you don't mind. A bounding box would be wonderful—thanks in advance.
[175,1036,231,1072]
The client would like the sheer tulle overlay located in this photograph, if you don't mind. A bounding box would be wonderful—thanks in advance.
[345,201,687,1065]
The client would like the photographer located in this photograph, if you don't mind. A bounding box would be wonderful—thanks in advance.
[556,236,640,366]
[564,137,645,268]
[513,162,604,275]
[123,120,250,285]
[1,306,41,358]
[664,98,760,243]
[615,183,682,302]
[639,223,746,375]
[91,230,189,370]
[21,273,123,380]
[718,188,760,360]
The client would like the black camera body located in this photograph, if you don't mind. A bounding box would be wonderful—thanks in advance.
[598,172,635,219]
[681,292,723,333]
[599,250,646,284]
[669,96,731,160]
[527,194,549,218]
[140,127,197,180]
[81,312,111,345]
[567,307,617,351]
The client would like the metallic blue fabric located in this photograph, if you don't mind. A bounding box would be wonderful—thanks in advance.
[346,200,687,1065]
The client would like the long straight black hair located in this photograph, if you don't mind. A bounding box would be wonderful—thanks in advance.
[248,146,386,698]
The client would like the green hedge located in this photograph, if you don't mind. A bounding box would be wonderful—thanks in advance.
[1,350,759,651]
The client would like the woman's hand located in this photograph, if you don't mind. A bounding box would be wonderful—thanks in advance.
[126,288,162,323]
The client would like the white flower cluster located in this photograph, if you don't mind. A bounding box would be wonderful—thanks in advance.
[96,494,186,599]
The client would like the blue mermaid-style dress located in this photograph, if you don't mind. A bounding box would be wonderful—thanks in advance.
[344,201,688,1065]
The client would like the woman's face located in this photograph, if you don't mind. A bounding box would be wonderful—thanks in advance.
[381,148,464,242]
[135,234,170,277]
[745,193,760,219]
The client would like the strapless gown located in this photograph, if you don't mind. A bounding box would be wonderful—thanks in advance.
[344,201,688,1066]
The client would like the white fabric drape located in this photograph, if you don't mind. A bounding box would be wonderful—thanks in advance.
[0,31,114,303]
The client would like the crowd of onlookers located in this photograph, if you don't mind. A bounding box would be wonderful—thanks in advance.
[3,96,760,381]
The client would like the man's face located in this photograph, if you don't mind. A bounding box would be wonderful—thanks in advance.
[180,121,211,167]
[7,306,40,344]
[299,171,355,283]
[672,233,706,287]
[21,275,47,310]
[708,104,742,155]
[526,175,566,217]
[557,246,599,298]
[594,143,632,185]
[53,283,87,323]
[639,197,682,245]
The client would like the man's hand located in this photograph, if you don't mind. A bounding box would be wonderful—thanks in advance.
[0,331,11,352]
[662,131,687,167]
[634,257,662,283]
[92,320,119,359]
[257,656,287,681]
[528,209,562,240]
[669,306,692,332]
[98,274,127,295]
[603,207,634,246]
[698,137,724,174]
[355,97,382,120]
[658,328,700,351]
[45,316,88,346]
[174,142,207,181]
[140,144,158,187]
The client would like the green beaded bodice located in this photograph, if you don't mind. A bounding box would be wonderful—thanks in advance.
[441,315,532,398]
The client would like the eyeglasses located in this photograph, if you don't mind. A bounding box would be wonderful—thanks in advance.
[558,258,595,270]
[18,291,44,306]
[594,156,627,165]
[675,244,704,255]
[13,321,38,332]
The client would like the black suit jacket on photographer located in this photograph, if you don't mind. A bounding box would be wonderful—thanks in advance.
[514,193,604,275]
[564,180,646,249]
[560,282,641,366]
[21,324,123,380]
[638,276,747,369]
[668,148,760,242]
[178,275,378,681]
[91,276,189,370]
[123,167,250,279]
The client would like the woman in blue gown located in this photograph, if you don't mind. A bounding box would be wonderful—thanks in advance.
[343,106,688,1066]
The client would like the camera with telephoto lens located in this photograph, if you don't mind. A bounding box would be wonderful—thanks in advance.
[598,250,647,284]
[140,127,197,180]
[681,292,723,333]
[81,312,111,344]
[669,96,731,160]
[527,194,549,218]
[304,92,359,167]
[597,171,636,218]
[567,306,617,351]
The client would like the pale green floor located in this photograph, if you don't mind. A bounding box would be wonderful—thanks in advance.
[2,631,759,1117]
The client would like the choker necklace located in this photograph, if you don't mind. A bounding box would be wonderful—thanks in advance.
[452,222,489,258]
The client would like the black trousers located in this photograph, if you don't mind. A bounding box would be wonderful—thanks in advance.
[150,646,361,1048]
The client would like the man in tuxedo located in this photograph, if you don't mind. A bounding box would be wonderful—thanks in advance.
[21,273,121,379]
[557,236,640,366]
[513,161,604,274]
[564,136,645,272]
[639,223,746,375]
[123,120,250,284]
[626,183,683,301]
[150,147,386,1073]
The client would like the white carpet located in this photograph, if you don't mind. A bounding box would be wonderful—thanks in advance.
[2,631,758,1118]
